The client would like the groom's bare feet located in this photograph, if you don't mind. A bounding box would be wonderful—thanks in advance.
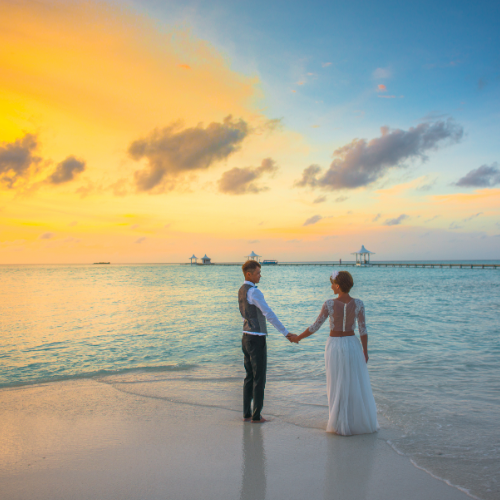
[251,417,268,423]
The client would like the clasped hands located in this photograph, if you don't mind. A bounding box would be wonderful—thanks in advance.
[286,333,301,344]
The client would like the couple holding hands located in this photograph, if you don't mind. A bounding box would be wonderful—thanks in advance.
[239,260,379,435]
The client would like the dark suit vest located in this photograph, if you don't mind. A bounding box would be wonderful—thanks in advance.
[238,284,267,334]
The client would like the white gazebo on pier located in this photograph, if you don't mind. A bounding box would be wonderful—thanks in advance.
[189,254,198,265]
[245,251,261,262]
[352,245,374,266]
[201,254,212,265]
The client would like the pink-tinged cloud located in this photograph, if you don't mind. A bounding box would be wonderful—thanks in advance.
[378,84,387,91]
[295,119,463,190]
[303,215,323,226]
[322,62,332,68]
[129,116,249,191]
[218,158,278,195]
[178,64,191,70]
[39,232,55,240]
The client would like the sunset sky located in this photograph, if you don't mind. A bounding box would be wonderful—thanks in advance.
[1,0,499,263]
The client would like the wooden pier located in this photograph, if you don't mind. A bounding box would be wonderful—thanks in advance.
[185,262,499,269]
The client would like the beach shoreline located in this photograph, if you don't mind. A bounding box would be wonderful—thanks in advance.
[0,377,476,500]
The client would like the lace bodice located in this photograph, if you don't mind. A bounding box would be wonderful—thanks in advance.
[308,298,367,336]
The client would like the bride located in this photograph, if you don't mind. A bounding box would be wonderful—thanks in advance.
[294,271,379,435]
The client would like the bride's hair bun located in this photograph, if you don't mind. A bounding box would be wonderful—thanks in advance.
[332,271,354,293]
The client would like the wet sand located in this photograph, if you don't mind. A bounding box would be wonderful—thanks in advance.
[0,379,473,500]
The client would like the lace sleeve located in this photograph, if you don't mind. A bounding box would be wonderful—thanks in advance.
[308,302,329,334]
[355,299,367,336]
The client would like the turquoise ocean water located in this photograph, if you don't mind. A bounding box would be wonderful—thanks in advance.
[1,263,499,499]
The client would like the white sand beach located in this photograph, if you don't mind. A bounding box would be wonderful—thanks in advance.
[0,378,473,500]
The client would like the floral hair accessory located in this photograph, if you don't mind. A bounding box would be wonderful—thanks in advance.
[330,270,339,282]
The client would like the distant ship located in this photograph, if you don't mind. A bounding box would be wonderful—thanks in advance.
[93,262,110,265]
[262,259,278,265]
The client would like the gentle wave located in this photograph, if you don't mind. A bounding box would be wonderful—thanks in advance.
[0,364,198,389]
[1,263,499,500]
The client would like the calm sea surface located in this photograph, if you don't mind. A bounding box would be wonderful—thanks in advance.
[1,263,499,499]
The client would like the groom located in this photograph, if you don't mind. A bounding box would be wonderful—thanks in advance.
[239,260,296,423]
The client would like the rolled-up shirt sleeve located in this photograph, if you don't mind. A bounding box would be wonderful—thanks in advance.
[248,287,289,336]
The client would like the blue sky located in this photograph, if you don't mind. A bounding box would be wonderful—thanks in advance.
[1,0,499,262]
[137,0,500,178]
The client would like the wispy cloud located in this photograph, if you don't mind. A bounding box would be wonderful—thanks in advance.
[129,116,249,192]
[373,67,391,79]
[421,112,450,121]
[39,232,55,239]
[335,196,348,202]
[449,222,463,230]
[425,215,440,223]
[218,158,278,195]
[0,133,42,188]
[135,237,146,244]
[295,119,463,190]
[322,62,332,68]
[463,212,483,222]
[383,214,408,226]
[455,163,500,188]
[377,84,387,92]
[313,195,326,204]
[416,178,437,191]
[48,156,86,184]
[303,215,323,226]
[372,213,381,222]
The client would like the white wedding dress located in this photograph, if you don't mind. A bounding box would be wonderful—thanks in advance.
[308,298,379,435]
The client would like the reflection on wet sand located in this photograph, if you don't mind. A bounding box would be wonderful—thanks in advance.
[240,424,266,500]
[323,433,378,500]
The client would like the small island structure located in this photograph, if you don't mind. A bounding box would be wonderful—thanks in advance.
[189,254,198,265]
[201,254,212,265]
[262,259,278,265]
[245,251,261,262]
[352,245,374,266]
[93,262,110,265]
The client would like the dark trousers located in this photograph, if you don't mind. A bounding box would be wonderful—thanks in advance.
[242,334,267,421]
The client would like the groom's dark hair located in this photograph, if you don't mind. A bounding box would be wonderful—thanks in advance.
[242,260,261,274]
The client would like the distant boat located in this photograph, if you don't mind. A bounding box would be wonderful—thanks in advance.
[93,262,110,265]
[262,260,278,265]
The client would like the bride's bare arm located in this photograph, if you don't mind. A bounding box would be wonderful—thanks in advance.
[297,302,329,342]
[360,334,369,362]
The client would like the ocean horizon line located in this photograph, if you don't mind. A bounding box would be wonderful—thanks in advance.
[1,259,500,266]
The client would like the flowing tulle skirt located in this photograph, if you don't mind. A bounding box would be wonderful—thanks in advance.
[325,336,379,435]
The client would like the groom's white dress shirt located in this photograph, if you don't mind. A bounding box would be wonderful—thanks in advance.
[243,281,289,337]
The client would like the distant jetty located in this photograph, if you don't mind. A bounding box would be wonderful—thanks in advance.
[183,261,499,269]
[93,262,110,265]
